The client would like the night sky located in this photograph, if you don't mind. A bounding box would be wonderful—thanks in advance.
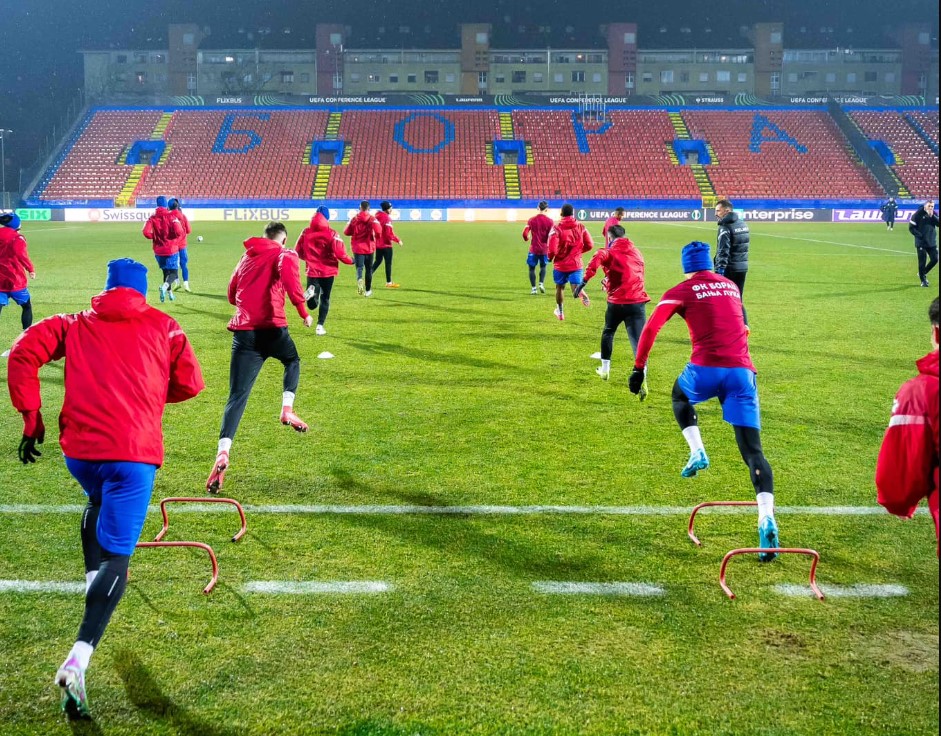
[0,0,937,182]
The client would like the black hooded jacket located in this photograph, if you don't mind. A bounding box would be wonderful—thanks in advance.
[715,211,750,273]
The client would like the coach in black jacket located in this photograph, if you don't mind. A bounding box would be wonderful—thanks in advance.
[909,201,939,287]
[714,199,750,326]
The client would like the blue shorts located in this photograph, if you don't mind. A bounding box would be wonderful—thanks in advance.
[526,253,549,268]
[677,364,761,430]
[65,458,158,556]
[553,269,583,286]
[0,288,30,307]
[155,254,180,271]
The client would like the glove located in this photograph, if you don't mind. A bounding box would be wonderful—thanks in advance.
[572,281,587,299]
[715,268,725,276]
[18,410,45,465]
[628,368,646,395]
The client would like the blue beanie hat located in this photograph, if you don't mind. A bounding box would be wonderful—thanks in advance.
[1,213,21,230]
[316,205,330,220]
[681,241,712,274]
[168,198,181,210]
[105,258,148,297]
[156,196,168,209]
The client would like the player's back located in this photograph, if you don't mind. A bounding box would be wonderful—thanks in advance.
[229,237,297,330]
[527,214,553,254]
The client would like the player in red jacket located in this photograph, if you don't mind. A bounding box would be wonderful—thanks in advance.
[372,201,404,288]
[344,201,382,297]
[7,258,204,719]
[575,225,650,391]
[207,222,313,493]
[547,204,594,320]
[142,196,183,303]
[602,207,625,248]
[630,241,780,560]
[295,206,353,335]
[0,213,36,332]
[876,297,940,553]
[168,198,192,292]
[522,201,553,294]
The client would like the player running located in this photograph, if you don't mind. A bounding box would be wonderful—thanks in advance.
[575,225,649,391]
[373,201,403,288]
[602,207,625,247]
[168,198,192,292]
[207,222,313,493]
[0,213,36,333]
[344,201,382,297]
[629,241,779,560]
[142,196,183,302]
[547,203,593,321]
[7,258,204,719]
[522,201,552,294]
[295,206,353,336]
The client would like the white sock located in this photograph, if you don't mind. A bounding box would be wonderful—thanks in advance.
[682,426,705,454]
[217,438,232,455]
[601,359,610,371]
[757,492,775,521]
[85,571,98,594]
[67,641,94,671]
[282,391,295,409]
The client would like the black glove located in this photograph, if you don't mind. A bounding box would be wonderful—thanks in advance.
[628,367,646,395]
[572,281,587,299]
[18,434,44,464]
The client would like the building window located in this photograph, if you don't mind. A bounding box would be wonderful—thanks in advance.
[825,72,836,83]
[716,70,731,83]
[300,72,310,84]
[592,72,602,83]
[116,54,128,64]
[445,73,455,83]
[330,33,342,45]
[152,53,166,64]
[368,74,380,83]
[512,70,526,83]
[642,72,653,83]
[788,72,798,83]
[476,32,489,44]
[699,72,709,82]
[626,72,635,89]
[770,31,782,44]
[478,71,488,87]
[737,72,747,83]
[187,73,196,91]
[660,70,674,84]
[425,70,439,83]
[864,71,877,82]
[134,52,148,64]
[572,71,586,83]
[494,74,506,83]
[533,72,543,83]
[183,33,195,45]
[680,71,690,83]
[407,74,417,84]
[624,32,636,44]
[281,71,294,84]
[554,73,563,83]
[135,71,147,85]
[884,72,896,83]
[389,74,399,83]
[770,72,781,94]
[846,72,857,83]
[349,73,361,82]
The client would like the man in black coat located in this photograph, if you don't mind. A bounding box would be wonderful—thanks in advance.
[909,201,939,287]
[880,197,898,231]
[714,198,750,327]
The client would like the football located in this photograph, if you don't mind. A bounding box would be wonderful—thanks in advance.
[196,235,203,242]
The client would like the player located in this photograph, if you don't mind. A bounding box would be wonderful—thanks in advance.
[876,297,939,553]
[344,201,382,297]
[168,198,192,292]
[880,196,898,231]
[0,213,36,332]
[207,222,313,493]
[909,201,939,287]
[295,205,353,336]
[602,207,625,247]
[142,196,183,302]
[575,225,649,392]
[522,201,552,294]
[372,201,403,288]
[714,199,750,327]
[547,203,593,321]
[629,241,779,560]
[7,258,204,719]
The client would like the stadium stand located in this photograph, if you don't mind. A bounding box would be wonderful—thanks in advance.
[683,110,885,199]
[850,110,940,199]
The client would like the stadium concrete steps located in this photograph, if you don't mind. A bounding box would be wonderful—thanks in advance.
[669,112,716,200]
[311,112,344,199]
[115,164,147,207]
[151,112,174,140]
[903,113,940,156]
[498,112,522,198]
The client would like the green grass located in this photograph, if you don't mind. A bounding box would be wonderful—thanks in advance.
[0,220,937,735]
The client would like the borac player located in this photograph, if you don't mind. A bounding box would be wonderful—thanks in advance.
[602,207,625,248]
[522,201,553,294]
[629,241,780,560]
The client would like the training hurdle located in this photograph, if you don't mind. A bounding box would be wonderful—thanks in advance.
[719,548,824,601]
[687,501,758,546]
[134,540,220,595]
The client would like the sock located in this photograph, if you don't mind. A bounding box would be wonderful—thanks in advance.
[282,391,295,409]
[601,359,611,371]
[66,640,94,671]
[682,426,705,454]
[85,571,98,594]
[756,492,775,521]
[218,438,232,455]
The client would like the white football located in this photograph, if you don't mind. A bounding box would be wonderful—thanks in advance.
[197,236,204,242]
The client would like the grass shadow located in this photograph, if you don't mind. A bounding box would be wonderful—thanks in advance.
[332,337,521,373]
[67,716,104,735]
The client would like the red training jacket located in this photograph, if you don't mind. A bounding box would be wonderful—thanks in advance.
[602,216,621,245]
[295,213,354,278]
[375,210,402,249]
[0,226,35,292]
[547,217,593,273]
[634,271,754,372]
[169,209,191,251]
[7,287,204,466]
[523,214,553,256]
[344,212,382,255]
[227,237,309,331]
[143,207,183,257]
[876,350,940,551]
[583,237,650,305]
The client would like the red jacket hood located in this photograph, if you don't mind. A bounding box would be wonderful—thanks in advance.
[609,237,637,252]
[308,212,331,231]
[917,350,940,377]
[243,236,283,256]
[355,211,373,223]
[558,216,579,230]
[89,288,150,321]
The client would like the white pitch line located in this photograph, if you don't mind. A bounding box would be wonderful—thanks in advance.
[0,504,914,516]
[533,581,665,596]
[0,580,85,594]
[243,581,392,595]
[775,583,909,599]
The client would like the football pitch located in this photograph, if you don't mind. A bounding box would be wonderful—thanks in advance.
[0,219,937,736]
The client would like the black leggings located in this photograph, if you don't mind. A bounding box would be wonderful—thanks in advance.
[0,299,33,330]
[77,501,129,648]
[726,269,748,326]
[601,302,646,360]
[372,248,393,283]
[220,328,301,440]
[354,253,374,291]
[671,380,773,495]
[528,263,547,287]
[917,245,939,279]
[162,269,179,287]
[307,276,335,326]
